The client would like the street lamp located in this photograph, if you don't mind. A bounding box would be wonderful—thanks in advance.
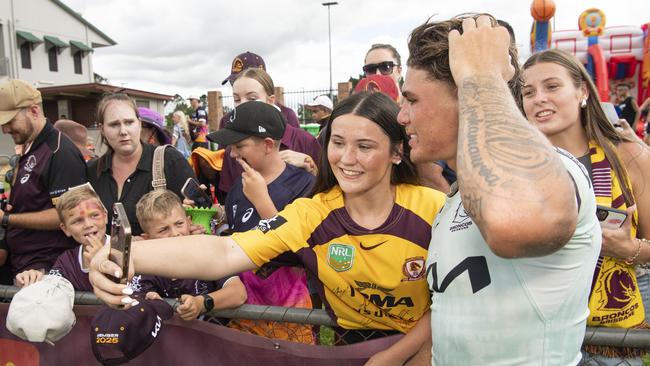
[322,1,338,99]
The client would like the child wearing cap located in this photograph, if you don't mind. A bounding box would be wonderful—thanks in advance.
[133,189,246,321]
[208,101,315,343]
[15,184,108,291]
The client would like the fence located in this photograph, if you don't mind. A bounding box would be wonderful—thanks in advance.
[2,284,650,351]
[220,88,335,124]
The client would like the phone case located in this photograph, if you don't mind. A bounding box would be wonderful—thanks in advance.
[109,202,132,284]
[182,178,212,208]
[596,205,627,230]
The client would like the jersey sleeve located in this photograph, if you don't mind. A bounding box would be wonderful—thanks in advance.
[231,198,318,268]
[137,275,160,294]
[48,255,67,278]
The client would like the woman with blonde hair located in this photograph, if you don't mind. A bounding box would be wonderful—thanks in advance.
[172,110,191,158]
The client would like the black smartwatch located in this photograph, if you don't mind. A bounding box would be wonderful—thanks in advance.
[1,213,10,228]
[202,294,214,313]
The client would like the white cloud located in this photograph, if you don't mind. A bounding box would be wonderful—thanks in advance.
[62,0,650,98]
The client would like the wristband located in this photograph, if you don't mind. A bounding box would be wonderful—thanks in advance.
[1,213,10,228]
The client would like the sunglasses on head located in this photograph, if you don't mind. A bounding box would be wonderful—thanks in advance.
[362,61,397,76]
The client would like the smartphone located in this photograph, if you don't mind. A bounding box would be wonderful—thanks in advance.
[596,205,627,230]
[108,202,132,284]
[600,102,621,128]
[181,178,213,208]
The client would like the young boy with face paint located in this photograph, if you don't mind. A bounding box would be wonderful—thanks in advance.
[15,185,108,291]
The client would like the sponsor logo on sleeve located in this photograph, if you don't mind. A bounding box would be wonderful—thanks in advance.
[256,215,288,233]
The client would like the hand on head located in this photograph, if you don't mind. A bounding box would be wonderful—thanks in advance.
[448,15,515,84]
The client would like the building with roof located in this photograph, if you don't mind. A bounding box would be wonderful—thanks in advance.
[0,0,172,126]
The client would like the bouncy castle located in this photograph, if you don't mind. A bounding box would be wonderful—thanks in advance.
[530,0,650,103]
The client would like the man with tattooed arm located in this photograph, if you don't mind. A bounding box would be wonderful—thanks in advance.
[370,14,601,365]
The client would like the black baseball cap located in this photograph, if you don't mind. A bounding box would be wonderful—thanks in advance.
[91,297,173,365]
[207,101,286,146]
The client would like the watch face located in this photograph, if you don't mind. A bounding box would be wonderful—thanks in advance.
[203,294,214,312]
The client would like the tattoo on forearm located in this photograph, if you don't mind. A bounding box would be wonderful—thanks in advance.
[456,75,562,218]
[459,76,554,183]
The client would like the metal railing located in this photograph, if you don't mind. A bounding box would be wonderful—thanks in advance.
[3,285,650,351]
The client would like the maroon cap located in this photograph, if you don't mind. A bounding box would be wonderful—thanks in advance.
[354,74,400,102]
[90,297,173,365]
[221,51,266,85]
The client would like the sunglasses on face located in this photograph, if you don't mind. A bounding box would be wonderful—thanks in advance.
[362,61,397,76]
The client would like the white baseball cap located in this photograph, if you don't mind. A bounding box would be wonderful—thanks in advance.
[305,95,333,111]
[6,275,76,345]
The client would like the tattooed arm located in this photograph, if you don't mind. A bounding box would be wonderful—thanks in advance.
[449,16,577,258]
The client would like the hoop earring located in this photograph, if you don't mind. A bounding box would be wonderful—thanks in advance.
[581,99,587,108]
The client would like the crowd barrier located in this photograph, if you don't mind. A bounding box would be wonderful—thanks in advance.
[1,285,650,365]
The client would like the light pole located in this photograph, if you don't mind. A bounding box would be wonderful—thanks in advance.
[322,2,338,99]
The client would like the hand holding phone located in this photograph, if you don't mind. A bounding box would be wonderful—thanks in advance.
[182,178,213,208]
[596,205,628,230]
[108,202,132,284]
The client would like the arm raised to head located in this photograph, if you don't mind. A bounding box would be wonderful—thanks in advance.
[450,16,577,258]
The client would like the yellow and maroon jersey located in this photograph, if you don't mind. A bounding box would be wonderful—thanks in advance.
[232,184,446,332]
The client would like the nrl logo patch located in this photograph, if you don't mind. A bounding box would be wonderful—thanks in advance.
[327,244,355,272]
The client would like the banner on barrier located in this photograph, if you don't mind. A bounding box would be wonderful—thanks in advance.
[0,304,400,365]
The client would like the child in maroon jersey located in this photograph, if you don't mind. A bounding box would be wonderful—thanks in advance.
[15,184,107,290]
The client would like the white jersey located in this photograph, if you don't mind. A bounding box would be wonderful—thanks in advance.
[427,151,601,365]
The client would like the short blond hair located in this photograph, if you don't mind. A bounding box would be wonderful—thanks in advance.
[56,185,104,223]
[135,190,184,231]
